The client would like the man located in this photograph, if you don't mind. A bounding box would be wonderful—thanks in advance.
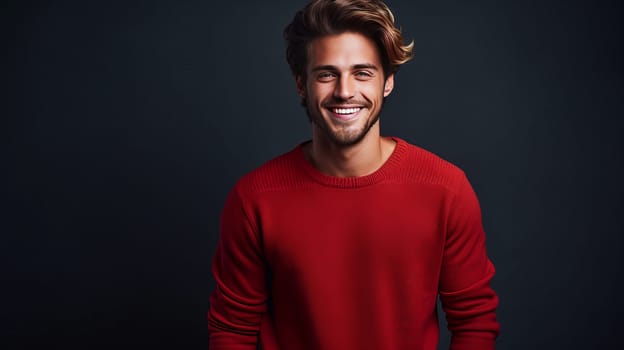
[208,0,499,349]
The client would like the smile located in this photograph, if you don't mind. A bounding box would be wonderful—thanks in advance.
[327,106,364,121]
[332,107,362,115]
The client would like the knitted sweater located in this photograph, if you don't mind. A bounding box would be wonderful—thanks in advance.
[208,137,499,350]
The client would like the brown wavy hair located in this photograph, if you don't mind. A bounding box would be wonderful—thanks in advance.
[284,0,414,80]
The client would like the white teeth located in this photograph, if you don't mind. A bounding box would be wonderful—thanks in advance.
[333,107,361,114]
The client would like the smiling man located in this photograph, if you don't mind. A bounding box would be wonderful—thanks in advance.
[208,1,499,349]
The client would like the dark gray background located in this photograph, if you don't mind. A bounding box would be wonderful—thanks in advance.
[5,0,623,349]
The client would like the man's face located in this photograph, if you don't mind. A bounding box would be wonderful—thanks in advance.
[297,32,394,146]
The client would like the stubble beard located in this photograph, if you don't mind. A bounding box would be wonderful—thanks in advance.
[304,101,383,147]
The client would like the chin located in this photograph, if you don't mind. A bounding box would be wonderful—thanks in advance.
[325,123,377,146]
[309,106,381,146]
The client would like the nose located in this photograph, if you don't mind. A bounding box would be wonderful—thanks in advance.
[333,75,354,100]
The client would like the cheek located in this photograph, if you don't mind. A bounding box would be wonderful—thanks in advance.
[309,85,333,103]
[361,87,384,103]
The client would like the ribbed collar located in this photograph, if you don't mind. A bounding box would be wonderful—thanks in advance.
[294,136,408,189]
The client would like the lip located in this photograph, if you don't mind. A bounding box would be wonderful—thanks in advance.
[326,105,364,121]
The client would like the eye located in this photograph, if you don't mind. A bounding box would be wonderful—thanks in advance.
[317,72,337,82]
[354,70,374,80]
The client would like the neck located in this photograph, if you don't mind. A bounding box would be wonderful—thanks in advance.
[305,124,396,177]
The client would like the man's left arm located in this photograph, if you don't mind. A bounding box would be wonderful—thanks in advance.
[439,173,500,350]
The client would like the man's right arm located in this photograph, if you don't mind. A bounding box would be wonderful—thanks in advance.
[208,186,268,349]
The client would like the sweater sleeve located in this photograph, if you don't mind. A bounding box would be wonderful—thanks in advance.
[439,173,500,350]
[208,186,267,349]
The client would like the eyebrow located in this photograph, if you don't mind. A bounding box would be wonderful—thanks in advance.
[311,63,379,72]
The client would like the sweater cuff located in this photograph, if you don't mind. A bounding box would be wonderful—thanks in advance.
[450,334,496,350]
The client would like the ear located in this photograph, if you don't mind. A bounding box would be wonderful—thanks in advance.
[383,74,395,97]
[296,75,306,98]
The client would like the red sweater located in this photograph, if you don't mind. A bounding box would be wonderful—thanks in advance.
[208,137,499,350]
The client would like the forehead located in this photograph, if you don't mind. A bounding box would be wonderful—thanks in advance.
[306,32,382,70]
